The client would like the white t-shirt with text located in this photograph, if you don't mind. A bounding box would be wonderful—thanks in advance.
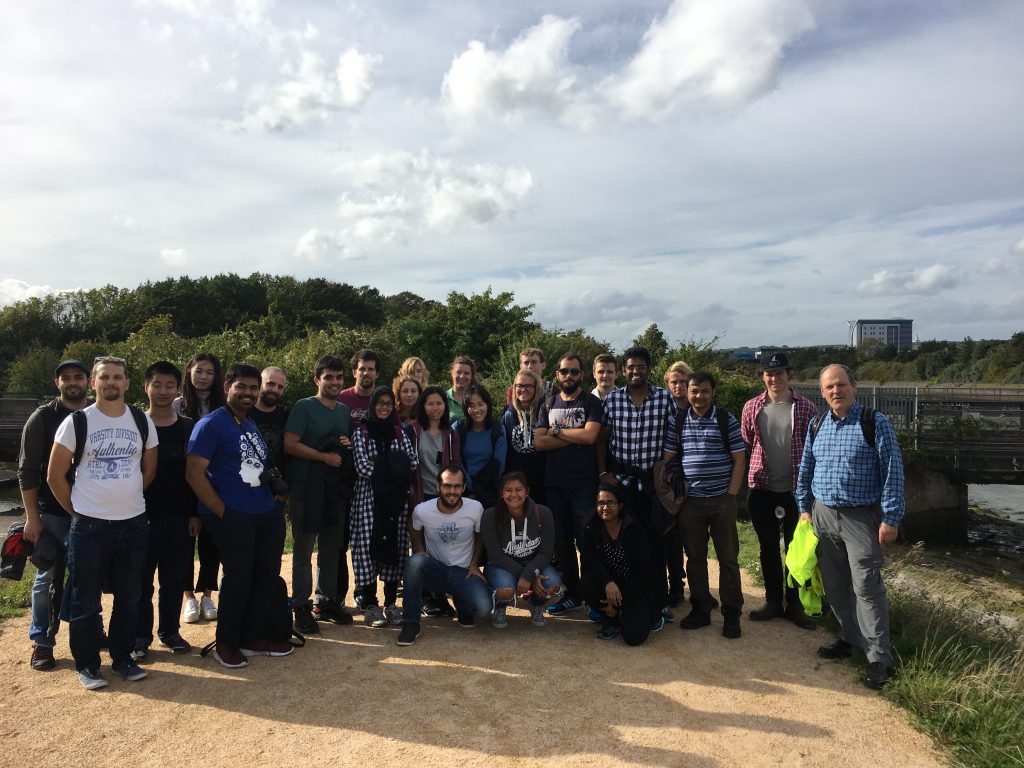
[411,497,484,568]
[55,404,158,521]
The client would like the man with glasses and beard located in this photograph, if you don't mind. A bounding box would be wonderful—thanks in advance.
[17,359,94,672]
[534,353,604,615]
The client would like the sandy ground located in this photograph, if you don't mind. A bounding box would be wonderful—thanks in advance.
[0,557,945,768]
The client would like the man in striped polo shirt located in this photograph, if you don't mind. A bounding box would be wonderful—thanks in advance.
[662,371,746,639]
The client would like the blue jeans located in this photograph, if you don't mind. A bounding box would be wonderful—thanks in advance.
[485,565,562,607]
[545,484,596,600]
[65,513,149,671]
[29,513,71,648]
[401,554,491,623]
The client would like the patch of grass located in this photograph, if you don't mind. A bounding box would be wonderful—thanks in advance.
[0,561,36,620]
[885,589,1024,768]
[735,519,764,588]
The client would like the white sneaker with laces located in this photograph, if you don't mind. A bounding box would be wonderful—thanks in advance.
[182,597,201,624]
[200,595,218,621]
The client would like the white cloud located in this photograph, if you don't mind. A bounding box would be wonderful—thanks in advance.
[604,0,815,118]
[333,150,533,241]
[139,0,216,17]
[217,76,238,93]
[159,247,188,266]
[294,228,361,261]
[857,264,958,296]
[1012,236,1024,255]
[0,279,55,307]
[441,15,590,125]
[237,47,380,131]
[111,214,136,228]
[140,19,175,43]
[981,257,1007,274]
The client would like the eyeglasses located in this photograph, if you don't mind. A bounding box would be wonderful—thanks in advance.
[595,500,621,509]
[375,401,395,409]
[557,367,581,376]
[514,383,536,390]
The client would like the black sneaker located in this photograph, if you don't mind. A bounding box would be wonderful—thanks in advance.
[456,609,475,628]
[313,600,353,625]
[749,601,783,621]
[817,638,854,659]
[722,614,742,639]
[679,607,711,630]
[863,661,890,689]
[294,605,320,635]
[396,622,421,646]
[30,644,56,671]
[111,659,149,682]
[130,639,149,662]
[159,634,193,654]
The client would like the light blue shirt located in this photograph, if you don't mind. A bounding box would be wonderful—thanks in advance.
[795,402,905,526]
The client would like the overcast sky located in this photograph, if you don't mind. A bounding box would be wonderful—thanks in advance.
[2,0,1022,349]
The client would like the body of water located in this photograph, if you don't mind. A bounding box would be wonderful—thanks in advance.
[968,484,1024,525]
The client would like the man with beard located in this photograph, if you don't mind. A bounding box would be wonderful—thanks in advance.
[395,466,490,646]
[337,349,381,424]
[17,359,93,671]
[534,352,604,615]
[284,355,353,634]
[249,366,289,480]
[48,357,158,689]
[186,363,288,668]
[597,347,680,604]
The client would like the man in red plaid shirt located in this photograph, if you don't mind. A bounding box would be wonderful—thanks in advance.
[740,352,818,629]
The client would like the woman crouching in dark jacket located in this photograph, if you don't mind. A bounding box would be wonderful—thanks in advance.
[580,483,668,645]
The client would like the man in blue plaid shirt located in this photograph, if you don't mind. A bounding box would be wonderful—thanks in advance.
[796,364,904,690]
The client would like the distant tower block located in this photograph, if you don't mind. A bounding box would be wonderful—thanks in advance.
[853,319,913,352]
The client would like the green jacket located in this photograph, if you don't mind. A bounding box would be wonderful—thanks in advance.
[785,519,825,617]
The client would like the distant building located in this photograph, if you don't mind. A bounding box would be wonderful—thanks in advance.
[852,319,913,352]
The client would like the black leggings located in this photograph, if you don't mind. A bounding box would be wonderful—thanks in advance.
[580,573,656,646]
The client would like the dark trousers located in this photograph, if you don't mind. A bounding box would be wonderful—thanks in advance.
[748,488,799,606]
[194,526,220,592]
[204,508,285,647]
[136,516,193,644]
[680,495,743,614]
[618,482,675,601]
[580,572,655,646]
[546,484,596,600]
[65,513,148,671]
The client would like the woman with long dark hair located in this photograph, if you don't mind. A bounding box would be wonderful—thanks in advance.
[174,352,225,626]
[580,483,668,645]
[406,386,461,505]
[481,472,561,628]
[351,387,418,628]
[457,383,506,510]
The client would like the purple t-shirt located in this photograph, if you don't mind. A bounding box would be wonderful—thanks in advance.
[337,388,371,424]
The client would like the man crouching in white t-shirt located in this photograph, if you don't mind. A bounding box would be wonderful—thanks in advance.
[48,357,158,690]
[396,467,491,646]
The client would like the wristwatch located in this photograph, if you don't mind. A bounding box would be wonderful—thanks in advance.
[552,424,562,437]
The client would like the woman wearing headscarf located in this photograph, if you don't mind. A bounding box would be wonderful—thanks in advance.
[350,387,418,628]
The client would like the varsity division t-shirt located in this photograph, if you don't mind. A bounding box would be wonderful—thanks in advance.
[54,404,158,520]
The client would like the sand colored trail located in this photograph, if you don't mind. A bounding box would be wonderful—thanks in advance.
[0,557,944,768]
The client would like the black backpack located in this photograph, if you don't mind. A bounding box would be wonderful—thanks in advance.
[199,576,305,658]
[809,407,876,448]
[70,406,150,472]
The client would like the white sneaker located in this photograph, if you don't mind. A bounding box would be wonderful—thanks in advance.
[200,595,218,621]
[182,597,201,624]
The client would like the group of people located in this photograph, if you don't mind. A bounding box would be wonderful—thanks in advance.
[17,344,904,691]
